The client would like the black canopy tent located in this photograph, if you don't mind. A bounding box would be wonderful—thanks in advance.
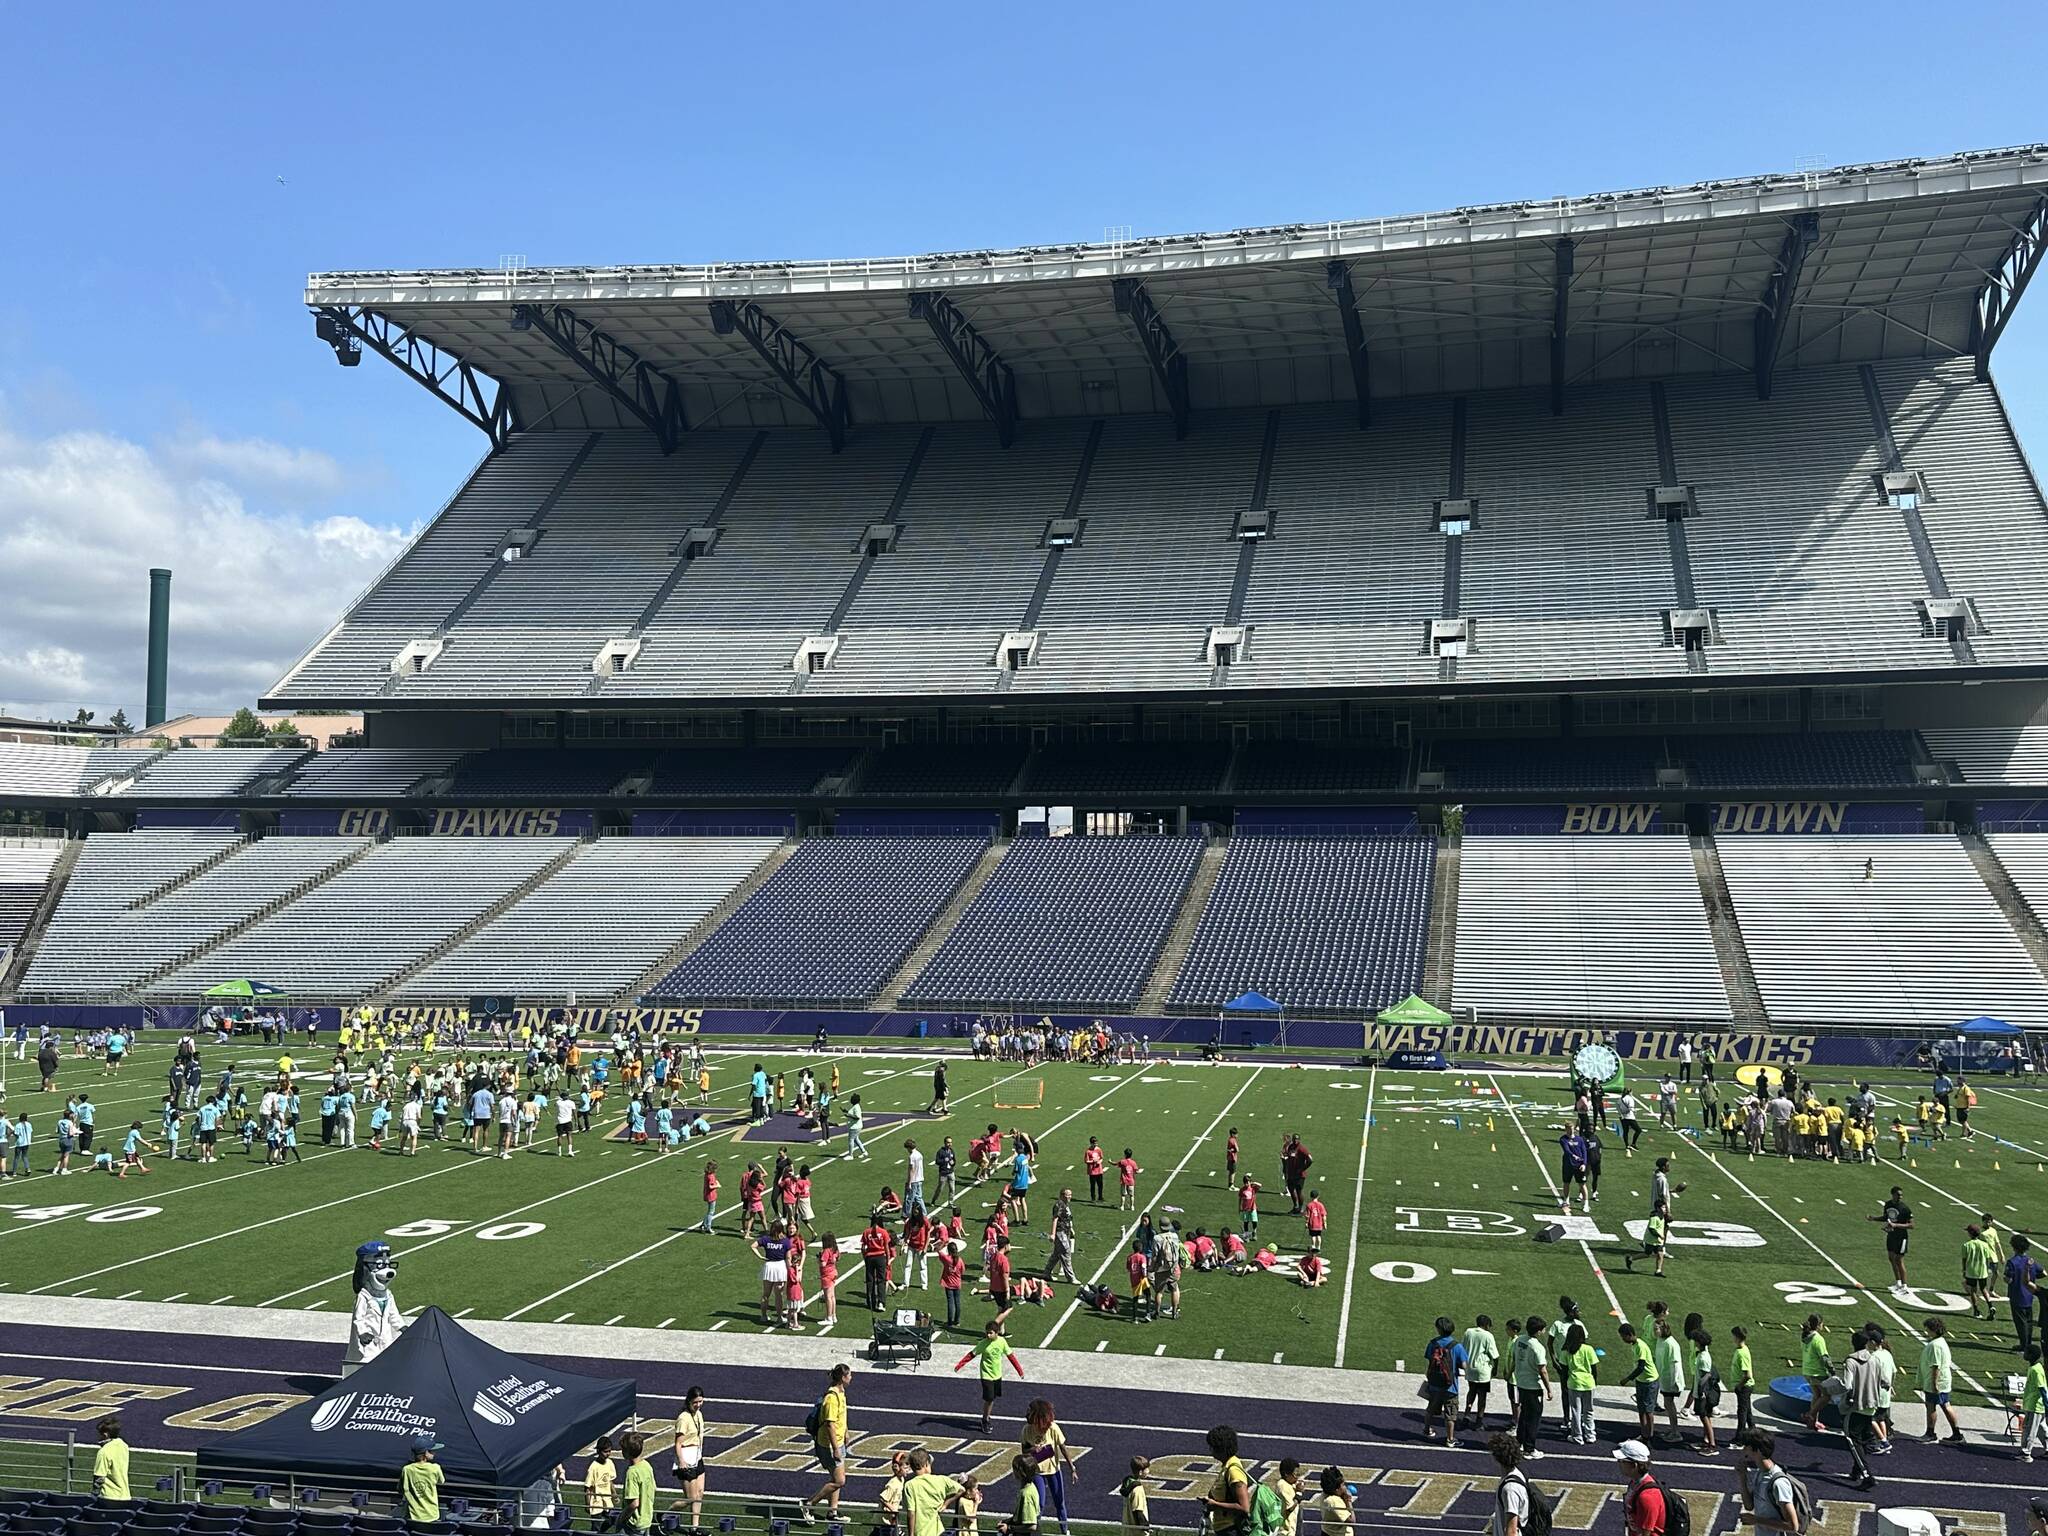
[197,1308,634,1493]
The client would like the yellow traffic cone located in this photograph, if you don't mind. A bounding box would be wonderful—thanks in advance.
[1909,1158,1917,1168]
[1491,1143,1498,1153]
[1993,1160,2001,1171]
[1433,1141,1440,1151]
[1954,1160,1962,1170]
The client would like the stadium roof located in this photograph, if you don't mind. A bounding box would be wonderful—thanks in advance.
[309,145,2048,439]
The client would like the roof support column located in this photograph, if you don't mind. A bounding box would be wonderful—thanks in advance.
[1326,261,1371,429]
[315,307,520,450]
[511,304,688,452]
[908,292,1019,446]
[1970,195,2048,383]
[1752,212,1820,400]
[708,300,851,452]
[1549,238,1574,417]
[1111,277,1190,438]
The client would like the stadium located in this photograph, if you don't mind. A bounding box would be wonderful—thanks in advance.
[4,143,2048,1536]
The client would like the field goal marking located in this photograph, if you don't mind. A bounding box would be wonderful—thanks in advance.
[995,1079,1044,1111]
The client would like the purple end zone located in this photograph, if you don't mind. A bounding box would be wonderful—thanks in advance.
[3,1320,2042,1535]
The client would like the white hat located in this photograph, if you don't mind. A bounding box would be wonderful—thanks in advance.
[1612,1440,1652,1465]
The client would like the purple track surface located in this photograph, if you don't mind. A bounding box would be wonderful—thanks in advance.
[1,1322,2040,1535]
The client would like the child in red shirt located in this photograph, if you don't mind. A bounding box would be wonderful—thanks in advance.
[1304,1191,1327,1252]
[904,1206,932,1289]
[1084,1138,1106,1202]
[739,1163,766,1240]
[1116,1149,1140,1212]
[1226,1127,1240,1180]
[699,1161,720,1236]
[1221,1230,1250,1273]
[785,1236,807,1326]
[1238,1176,1261,1238]
[1125,1247,1153,1322]
[938,1240,966,1328]
[817,1232,840,1325]
[987,1236,1013,1313]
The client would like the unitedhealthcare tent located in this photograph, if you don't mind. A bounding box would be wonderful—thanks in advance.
[197,1307,634,1492]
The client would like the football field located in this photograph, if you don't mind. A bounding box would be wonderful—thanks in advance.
[4,1040,2045,1399]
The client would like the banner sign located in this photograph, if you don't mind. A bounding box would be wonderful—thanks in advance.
[133,809,241,830]
[835,809,1001,836]
[423,808,592,837]
[1708,801,1923,834]
[1974,798,2048,830]
[1463,804,1662,835]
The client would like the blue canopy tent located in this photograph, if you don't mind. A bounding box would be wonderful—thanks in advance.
[1218,990,1286,1048]
[1958,1016,2021,1035]
[197,1307,634,1501]
[1934,1015,2025,1073]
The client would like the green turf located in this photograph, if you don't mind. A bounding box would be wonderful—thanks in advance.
[4,1043,2046,1403]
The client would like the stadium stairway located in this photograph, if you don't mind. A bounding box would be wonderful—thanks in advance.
[0,838,80,1000]
[624,838,800,999]
[1136,839,1229,1013]
[869,839,1011,1009]
[370,840,587,1001]
[1689,835,1769,1027]
[1961,831,2048,977]
[119,836,385,999]
[1421,832,1459,1006]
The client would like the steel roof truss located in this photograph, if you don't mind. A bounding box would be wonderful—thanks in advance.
[1111,277,1191,438]
[708,299,852,451]
[314,306,519,450]
[511,303,688,452]
[907,292,1019,446]
[1971,194,2048,381]
[1752,212,1822,400]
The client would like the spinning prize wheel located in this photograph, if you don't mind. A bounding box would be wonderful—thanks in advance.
[1571,1041,1624,1089]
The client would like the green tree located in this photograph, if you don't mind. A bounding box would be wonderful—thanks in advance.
[266,717,301,743]
[71,708,95,726]
[108,708,132,732]
[220,707,267,742]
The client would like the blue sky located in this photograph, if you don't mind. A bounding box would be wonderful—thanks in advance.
[1,1,2044,720]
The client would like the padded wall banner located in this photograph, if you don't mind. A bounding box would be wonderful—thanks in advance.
[133,808,243,830]
[10,1003,343,1032]
[1462,803,1662,834]
[631,809,797,836]
[1974,798,2048,829]
[1707,800,1925,834]
[1234,807,1421,833]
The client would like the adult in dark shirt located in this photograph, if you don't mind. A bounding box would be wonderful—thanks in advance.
[1870,1188,1912,1294]
[928,1063,949,1116]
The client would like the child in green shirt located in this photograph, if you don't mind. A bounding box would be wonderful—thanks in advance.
[1002,1455,1040,1536]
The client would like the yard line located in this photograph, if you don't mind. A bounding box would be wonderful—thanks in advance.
[1659,1130,1998,1406]
[29,1158,482,1295]
[605,1314,625,1326]
[161,1292,186,1303]
[709,1319,728,1332]
[451,1307,474,1319]
[657,1317,675,1329]
[554,1312,575,1323]
[1042,1066,1265,1348]
[210,1294,234,1304]
[0,1145,352,1241]
[1334,1065,1377,1369]
[115,1289,141,1300]
[1485,1071,1625,1321]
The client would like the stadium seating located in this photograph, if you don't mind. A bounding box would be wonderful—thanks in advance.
[147,839,569,1000]
[124,747,311,797]
[1985,832,2048,927]
[279,748,469,797]
[1665,365,1947,677]
[23,835,374,996]
[1881,359,2048,669]
[1680,731,1921,788]
[1167,834,1433,1012]
[394,836,783,999]
[648,836,984,1004]
[1453,836,1731,1020]
[1713,834,2048,1028]
[445,750,642,799]
[1231,741,1408,796]
[265,359,2044,703]
[0,839,63,947]
[1430,737,1663,792]
[0,743,165,797]
[856,743,1030,797]
[901,835,1203,1008]
[1022,742,1231,800]
[1923,724,2048,785]
[647,746,852,797]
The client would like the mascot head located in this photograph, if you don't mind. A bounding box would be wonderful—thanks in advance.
[352,1240,397,1297]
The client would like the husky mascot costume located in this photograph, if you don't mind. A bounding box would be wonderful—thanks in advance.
[344,1240,403,1376]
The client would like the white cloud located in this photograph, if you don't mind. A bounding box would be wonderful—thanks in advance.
[162,434,348,499]
[0,422,412,722]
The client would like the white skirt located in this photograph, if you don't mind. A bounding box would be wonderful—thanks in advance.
[761,1260,789,1284]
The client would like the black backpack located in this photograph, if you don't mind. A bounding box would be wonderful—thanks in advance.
[1500,1471,1557,1536]
[1425,1337,1456,1390]
[1635,1475,1690,1536]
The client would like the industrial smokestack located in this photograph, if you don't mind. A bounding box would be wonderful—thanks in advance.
[146,567,172,728]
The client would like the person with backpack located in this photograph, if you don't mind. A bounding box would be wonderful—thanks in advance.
[1732,1428,1808,1534]
[1839,1330,1879,1491]
[1244,1467,1288,1536]
[1486,1433,1549,1536]
[1423,1316,1469,1447]
[801,1362,853,1525]
[1511,1314,1552,1458]
[1613,1441,1672,1536]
